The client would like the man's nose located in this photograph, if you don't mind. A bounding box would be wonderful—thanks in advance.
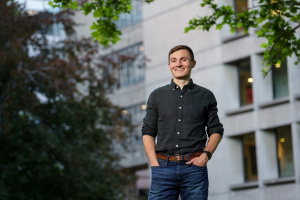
[175,60,182,66]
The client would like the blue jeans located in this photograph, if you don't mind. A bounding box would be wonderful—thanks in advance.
[148,159,208,200]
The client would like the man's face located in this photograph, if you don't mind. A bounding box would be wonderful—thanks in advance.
[168,49,196,80]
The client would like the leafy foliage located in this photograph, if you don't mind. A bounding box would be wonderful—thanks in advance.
[185,0,300,76]
[49,0,154,46]
[0,0,132,199]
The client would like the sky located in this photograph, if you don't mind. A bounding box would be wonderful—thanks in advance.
[17,0,59,12]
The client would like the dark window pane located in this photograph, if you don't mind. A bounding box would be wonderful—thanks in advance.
[242,133,257,182]
[273,60,289,99]
[238,60,253,106]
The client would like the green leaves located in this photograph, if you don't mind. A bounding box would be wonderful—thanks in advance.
[236,22,243,28]
[48,0,156,46]
[260,42,268,48]
[256,29,264,36]
[69,1,78,9]
[216,24,223,30]
[48,0,77,9]
[81,2,95,15]
[185,0,300,76]
[230,27,236,33]
[48,0,136,46]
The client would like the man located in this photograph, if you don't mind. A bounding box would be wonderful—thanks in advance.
[142,45,224,200]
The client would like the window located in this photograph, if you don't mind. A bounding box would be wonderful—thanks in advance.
[103,43,145,89]
[19,0,64,36]
[228,132,258,187]
[116,0,143,29]
[272,60,289,99]
[242,133,258,182]
[124,103,146,126]
[276,126,294,177]
[234,0,248,33]
[223,58,253,112]
[122,102,146,143]
[238,59,253,106]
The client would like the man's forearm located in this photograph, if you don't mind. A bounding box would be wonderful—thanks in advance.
[204,133,222,155]
[143,135,159,166]
[186,133,222,166]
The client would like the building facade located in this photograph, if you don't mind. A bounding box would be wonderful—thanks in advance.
[74,0,300,199]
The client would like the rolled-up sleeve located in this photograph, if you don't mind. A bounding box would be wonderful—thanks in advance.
[206,92,224,137]
[142,91,158,137]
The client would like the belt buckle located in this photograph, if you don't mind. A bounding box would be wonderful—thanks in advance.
[174,154,181,162]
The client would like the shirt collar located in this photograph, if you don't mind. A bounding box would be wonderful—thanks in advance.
[170,79,194,91]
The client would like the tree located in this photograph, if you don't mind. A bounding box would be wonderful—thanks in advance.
[0,0,132,199]
[184,0,300,76]
[49,0,154,46]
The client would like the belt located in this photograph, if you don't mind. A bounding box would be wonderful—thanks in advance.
[156,150,203,162]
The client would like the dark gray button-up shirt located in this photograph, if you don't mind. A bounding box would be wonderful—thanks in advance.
[142,79,224,155]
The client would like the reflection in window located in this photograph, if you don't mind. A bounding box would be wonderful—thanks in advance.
[116,0,142,29]
[103,43,145,89]
[234,0,248,33]
[242,133,258,182]
[272,60,289,99]
[276,126,294,177]
[238,59,253,106]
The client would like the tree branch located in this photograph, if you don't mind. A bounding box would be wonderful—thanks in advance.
[263,23,300,78]
[269,23,300,54]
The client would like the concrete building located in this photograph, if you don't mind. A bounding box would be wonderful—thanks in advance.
[74,0,300,199]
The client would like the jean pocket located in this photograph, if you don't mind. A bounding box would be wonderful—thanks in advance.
[158,159,168,166]
[192,164,207,169]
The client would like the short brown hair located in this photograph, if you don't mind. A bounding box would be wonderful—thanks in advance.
[168,45,194,63]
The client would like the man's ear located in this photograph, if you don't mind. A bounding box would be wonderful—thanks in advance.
[192,60,196,68]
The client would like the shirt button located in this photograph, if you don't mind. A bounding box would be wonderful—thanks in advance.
[178,119,181,122]
[180,95,183,98]
[179,107,182,109]
[176,145,178,147]
[177,132,180,134]
[176,86,179,89]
